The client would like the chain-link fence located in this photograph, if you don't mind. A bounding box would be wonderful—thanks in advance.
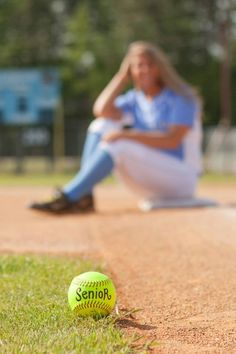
[204,126,236,174]
[1,123,236,174]
[0,118,89,173]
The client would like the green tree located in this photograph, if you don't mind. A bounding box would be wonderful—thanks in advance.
[0,0,236,125]
[0,0,67,66]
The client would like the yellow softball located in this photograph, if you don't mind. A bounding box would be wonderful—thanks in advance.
[68,271,116,317]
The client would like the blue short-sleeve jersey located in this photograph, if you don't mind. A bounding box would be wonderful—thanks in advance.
[114,88,199,160]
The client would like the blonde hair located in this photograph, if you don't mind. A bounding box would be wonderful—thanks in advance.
[127,41,201,104]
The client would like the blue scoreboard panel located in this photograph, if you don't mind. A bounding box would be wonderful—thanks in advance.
[0,69,60,125]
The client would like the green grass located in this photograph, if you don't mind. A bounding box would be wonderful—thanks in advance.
[0,172,115,186]
[0,172,75,186]
[0,255,134,354]
[200,173,236,184]
[0,171,236,187]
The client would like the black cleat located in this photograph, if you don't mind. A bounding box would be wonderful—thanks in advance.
[29,189,95,214]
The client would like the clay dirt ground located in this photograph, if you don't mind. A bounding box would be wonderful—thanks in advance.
[0,183,236,353]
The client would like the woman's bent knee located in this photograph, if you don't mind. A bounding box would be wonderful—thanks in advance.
[88,117,122,135]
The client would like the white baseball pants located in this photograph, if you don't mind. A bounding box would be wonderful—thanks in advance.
[89,117,197,200]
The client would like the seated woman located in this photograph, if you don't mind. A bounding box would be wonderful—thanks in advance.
[30,41,202,213]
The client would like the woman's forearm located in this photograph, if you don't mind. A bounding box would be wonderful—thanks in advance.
[122,131,177,148]
[93,55,131,118]
[93,72,128,118]
[116,127,189,149]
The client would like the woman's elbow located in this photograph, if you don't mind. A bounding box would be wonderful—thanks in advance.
[92,108,100,117]
[92,103,103,117]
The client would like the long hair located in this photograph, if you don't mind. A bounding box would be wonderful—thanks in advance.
[127,41,201,104]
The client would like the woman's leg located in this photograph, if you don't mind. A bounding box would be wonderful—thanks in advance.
[30,144,115,213]
[29,118,122,213]
[80,117,122,167]
[103,139,197,200]
[63,146,114,201]
[64,117,122,200]
[64,133,197,204]
[30,131,196,213]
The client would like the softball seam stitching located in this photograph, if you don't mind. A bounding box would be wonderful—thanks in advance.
[76,300,112,312]
[75,279,111,288]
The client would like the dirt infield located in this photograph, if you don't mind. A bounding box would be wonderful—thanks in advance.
[1,183,236,353]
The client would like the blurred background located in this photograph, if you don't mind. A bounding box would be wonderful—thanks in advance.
[0,0,236,174]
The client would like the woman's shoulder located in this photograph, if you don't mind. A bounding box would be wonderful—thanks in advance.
[165,88,199,108]
[164,88,187,100]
